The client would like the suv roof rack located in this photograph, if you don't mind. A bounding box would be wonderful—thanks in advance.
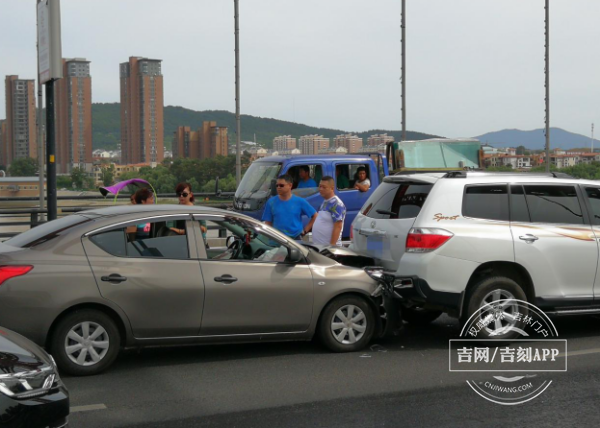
[442,171,574,179]
[394,169,466,176]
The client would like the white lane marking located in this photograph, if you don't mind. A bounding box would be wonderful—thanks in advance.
[556,347,600,358]
[70,404,107,413]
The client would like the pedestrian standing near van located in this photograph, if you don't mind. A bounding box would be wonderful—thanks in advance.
[312,176,346,246]
[262,174,317,240]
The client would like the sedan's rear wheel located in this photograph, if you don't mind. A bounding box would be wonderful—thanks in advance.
[319,296,375,352]
[51,309,121,376]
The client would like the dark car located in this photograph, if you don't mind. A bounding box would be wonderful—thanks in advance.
[0,327,69,428]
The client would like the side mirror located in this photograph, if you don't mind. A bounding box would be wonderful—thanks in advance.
[287,247,303,263]
[270,179,277,196]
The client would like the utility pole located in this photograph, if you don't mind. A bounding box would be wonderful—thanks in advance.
[592,123,595,154]
[35,0,45,222]
[544,0,550,172]
[234,0,241,185]
[401,0,406,141]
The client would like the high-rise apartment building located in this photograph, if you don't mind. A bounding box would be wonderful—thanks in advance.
[334,134,363,153]
[367,133,394,146]
[273,135,297,151]
[299,134,329,155]
[55,58,93,173]
[172,122,228,160]
[3,76,37,166]
[120,57,164,165]
[0,120,5,166]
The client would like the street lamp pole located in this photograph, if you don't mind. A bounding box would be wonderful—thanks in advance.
[234,0,241,185]
[401,0,406,142]
[36,0,45,221]
[544,0,550,172]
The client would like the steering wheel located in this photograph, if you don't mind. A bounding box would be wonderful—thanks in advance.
[226,235,244,259]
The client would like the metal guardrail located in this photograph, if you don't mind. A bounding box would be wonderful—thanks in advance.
[0,192,235,239]
[0,192,235,202]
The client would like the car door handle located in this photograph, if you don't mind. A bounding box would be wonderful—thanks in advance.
[519,234,539,243]
[214,275,238,284]
[101,274,128,283]
[359,228,386,237]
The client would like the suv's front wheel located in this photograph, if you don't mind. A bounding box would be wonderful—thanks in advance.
[465,276,527,340]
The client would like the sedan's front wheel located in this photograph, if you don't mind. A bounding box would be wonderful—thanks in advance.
[51,309,121,376]
[319,296,375,352]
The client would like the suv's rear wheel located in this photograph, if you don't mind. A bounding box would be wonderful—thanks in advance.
[466,276,527,340]
[51,309,121,376]
[318,296,375,352]
[402,307,443,325]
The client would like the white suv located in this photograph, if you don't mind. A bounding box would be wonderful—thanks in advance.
[351,171,600,337]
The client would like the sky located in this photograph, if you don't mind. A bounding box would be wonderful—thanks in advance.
[1,0,599,140]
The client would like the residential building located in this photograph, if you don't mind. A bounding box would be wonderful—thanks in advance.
[55,58,93,173]
[273,135,296,151]
[3,76,37,166]
[0,119,5,166]
[334,134,363,153]
[299,134,329,155]
[367,133,394,147]
[120,57,164,164]
[0,177,45,198]
[90,162,153,186]
[172,122,228,160]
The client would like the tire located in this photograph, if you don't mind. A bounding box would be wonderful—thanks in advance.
[50,309,121,376]
[465,276,527,340]
[402,307,443,325]
[318,295,375,353]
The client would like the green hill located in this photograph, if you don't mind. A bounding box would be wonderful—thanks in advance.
[92,103,439,151]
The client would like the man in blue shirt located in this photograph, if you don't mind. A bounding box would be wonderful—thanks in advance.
[297,165,317,189]
[262,174,317,239]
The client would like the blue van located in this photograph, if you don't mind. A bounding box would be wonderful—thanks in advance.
[233,154,389,238]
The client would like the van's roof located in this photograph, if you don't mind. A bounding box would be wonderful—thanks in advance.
[256,154,381,163]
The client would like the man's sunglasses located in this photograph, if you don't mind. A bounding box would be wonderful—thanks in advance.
[276,184,288,188]
[177,192,190,197]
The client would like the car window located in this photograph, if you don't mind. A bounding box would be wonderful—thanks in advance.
[463,185,509,221]
[336,163,370,191]
[362,182,432,219]
[90,229,127,257]
[90,218,189,259]
[198,217,290,263]
[584,187,600,225]
[6,214,93,248]
[288,164,322,197]
[509,185,530,222]
[523,185,584,224]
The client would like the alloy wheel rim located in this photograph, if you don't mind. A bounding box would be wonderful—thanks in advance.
[478,289,519,336]
[65,321,110,366]
[331,304,367,344]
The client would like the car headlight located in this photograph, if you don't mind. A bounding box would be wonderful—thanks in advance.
[0,366,58,399]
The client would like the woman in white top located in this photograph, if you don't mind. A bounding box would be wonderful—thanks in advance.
[354,167,371,192]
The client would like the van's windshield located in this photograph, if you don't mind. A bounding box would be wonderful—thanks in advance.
[235,161,282,199]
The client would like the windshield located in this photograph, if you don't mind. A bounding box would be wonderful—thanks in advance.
[235,162,282,199]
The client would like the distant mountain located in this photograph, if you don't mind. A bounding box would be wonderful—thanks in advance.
[91,103,439,151]
[476,128,596,150]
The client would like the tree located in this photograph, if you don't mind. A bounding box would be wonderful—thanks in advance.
[8,157,38,177]
[100,164,115,186]
[70,167,87,190]
[57,176,72,189]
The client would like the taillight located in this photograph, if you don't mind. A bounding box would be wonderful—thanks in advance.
[0,266,33,286]
[406,228,453,253]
